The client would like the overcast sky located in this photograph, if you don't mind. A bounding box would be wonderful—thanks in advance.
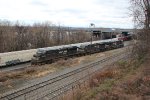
[0,0,133,28]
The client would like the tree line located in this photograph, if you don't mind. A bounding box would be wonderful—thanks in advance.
[0,20,91,53]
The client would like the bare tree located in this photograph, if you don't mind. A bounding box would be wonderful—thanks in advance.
[130,0,150,58]
[0,20,90,53]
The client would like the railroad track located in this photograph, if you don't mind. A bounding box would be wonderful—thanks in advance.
[0,62,31,72]
[0,50,130,100]
[0,41,132,73]
[40,53,129,100]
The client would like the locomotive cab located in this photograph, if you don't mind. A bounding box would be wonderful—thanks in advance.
[31,49,46,64]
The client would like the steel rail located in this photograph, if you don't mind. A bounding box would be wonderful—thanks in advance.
[0,51,129,100]
[41,54,129,100]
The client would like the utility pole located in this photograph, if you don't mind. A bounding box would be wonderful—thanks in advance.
[89,23,95,55]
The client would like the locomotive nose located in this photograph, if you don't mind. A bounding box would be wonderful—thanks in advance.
[32,56,39,60]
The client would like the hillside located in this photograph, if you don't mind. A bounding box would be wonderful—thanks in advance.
[63,56,150,100]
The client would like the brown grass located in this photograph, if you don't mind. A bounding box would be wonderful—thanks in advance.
[62,57,150,100]
[89,68,120,87]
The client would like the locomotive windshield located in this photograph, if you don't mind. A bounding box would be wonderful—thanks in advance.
[35,49,46,57]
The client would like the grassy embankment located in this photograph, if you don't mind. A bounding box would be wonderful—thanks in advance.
[62,56,150,100]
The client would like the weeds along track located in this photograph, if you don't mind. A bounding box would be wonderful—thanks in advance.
[0,51,130,100]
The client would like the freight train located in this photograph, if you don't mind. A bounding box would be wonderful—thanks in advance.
[0,38,124,67]
[31,38,124,65]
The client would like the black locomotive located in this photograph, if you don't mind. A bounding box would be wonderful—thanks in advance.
[31,38,124,65]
